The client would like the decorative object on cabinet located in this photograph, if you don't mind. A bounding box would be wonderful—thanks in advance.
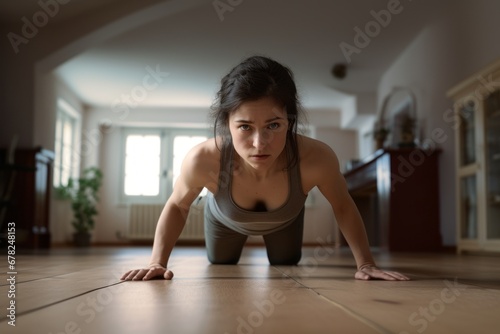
[447,57,500,254]
[398,112,417,148]
[378,86,419,149]
[372,121,390,150]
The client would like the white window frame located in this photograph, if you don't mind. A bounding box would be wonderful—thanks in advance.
[119,128,167,204]
[168,129,211,197]
[53,99,81,188]
[119,127,209,204]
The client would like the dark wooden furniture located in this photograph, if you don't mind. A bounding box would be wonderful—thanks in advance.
[0,147,54,249]
[343,148,442,251]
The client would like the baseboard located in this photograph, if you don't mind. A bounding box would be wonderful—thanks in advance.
[441,246,457,253]
[49,240,339,248]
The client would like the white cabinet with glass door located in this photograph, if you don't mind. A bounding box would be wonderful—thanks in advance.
[447,58,500,253]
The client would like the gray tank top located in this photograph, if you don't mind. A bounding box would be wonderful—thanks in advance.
[206,142,307,235]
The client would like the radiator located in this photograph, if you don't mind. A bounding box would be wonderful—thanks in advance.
[128,197,205,241]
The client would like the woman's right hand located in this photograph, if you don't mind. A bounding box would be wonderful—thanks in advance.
[120,264,174,281]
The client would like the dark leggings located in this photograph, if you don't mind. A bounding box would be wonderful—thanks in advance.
[204,207,304,265]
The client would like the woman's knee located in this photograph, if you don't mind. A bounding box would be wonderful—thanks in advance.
[267,251,301,266]
[207,252,241,265]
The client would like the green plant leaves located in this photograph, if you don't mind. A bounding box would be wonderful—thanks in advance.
[56,167,103,232]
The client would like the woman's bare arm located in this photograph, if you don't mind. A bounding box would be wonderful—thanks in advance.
[121,141,214,281]
[308,141,409,280]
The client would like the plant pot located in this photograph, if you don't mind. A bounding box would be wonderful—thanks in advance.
[73,232,91,247]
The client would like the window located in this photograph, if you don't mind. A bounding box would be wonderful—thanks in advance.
[124,134,161,196]
[121,128,208,203]
[53,99,81,187]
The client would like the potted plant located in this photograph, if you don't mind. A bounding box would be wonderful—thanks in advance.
[56,167,103,247]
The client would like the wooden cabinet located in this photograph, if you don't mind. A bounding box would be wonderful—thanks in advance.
[344,148,442,251]
[447,58,500,253]
[0,147,54,249]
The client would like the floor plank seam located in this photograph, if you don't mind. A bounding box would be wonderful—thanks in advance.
[0,274,67,287]
[315,293,393,334]
[0,281,125,322]
[272,266,393,334]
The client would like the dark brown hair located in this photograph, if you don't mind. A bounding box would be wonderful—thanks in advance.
[210,55,305,168]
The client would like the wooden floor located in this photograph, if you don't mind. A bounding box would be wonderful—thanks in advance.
[1,246,499,334]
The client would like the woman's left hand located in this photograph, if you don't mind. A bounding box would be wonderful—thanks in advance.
[355,266,410,281]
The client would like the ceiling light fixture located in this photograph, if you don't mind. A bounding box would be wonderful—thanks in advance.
[331,63,347,79]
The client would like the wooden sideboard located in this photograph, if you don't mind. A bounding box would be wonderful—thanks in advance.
[0,147,54,249]
[343,148,442,251]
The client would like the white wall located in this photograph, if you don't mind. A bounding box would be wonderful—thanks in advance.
[377,0,500,246]
[353,92,378,158]
[44,75,86,243]
[0,40,36,148]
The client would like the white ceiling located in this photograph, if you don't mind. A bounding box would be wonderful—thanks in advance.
[2,0,448,119]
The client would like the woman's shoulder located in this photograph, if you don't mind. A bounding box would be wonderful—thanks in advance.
[298,134,337,161]
[297,135,341,192]
[185,137,221,167]
[180,138,221,193]
[297,135,340,173]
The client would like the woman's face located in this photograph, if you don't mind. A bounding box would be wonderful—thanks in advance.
[228,97,289,172]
